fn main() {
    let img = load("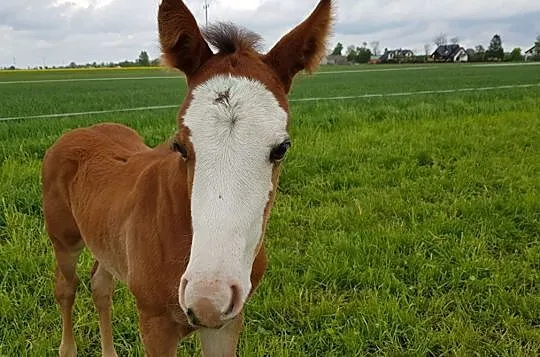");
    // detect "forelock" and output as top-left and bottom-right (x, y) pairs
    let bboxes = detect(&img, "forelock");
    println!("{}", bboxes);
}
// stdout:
(202, 22), (263, 54)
